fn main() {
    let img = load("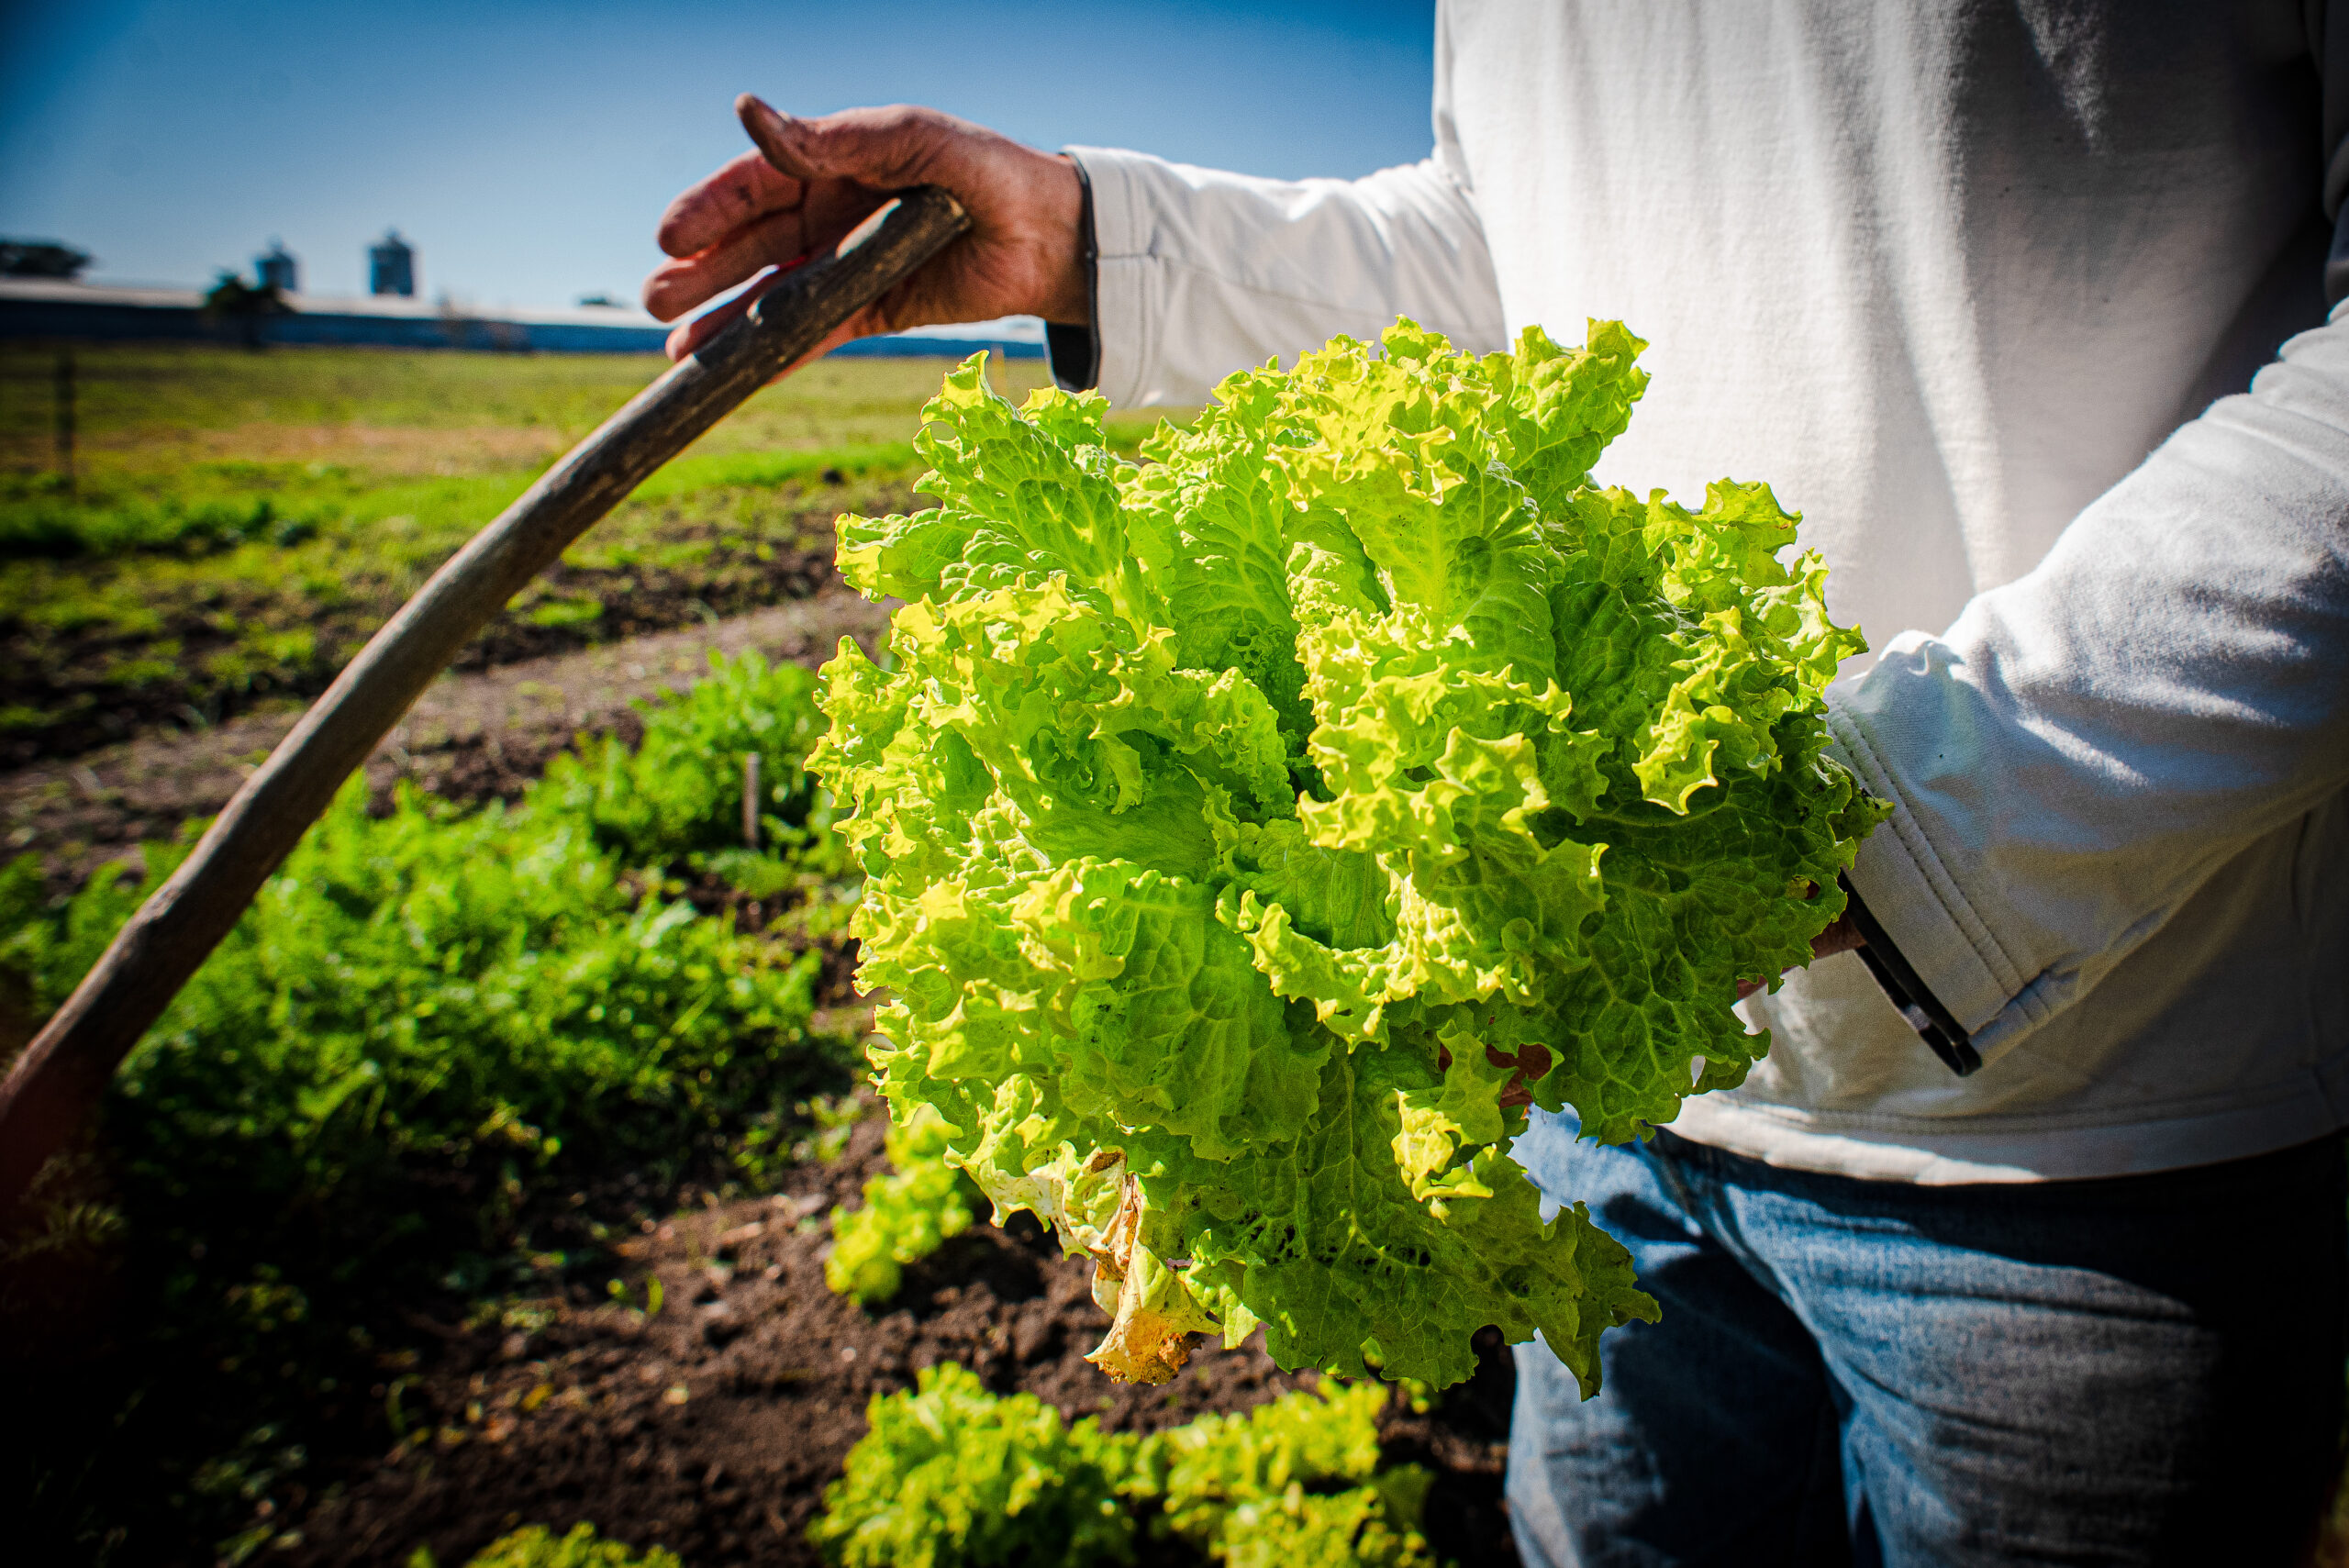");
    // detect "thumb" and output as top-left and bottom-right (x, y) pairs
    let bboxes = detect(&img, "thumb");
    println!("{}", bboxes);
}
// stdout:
(737, 95), (952, 191)
(736, 95), (823, 181)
